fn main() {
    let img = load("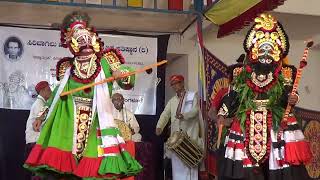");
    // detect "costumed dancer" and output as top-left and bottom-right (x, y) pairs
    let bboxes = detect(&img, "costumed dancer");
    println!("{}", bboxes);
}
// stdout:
(215, 14), (312, 180)
(155, 75), (203, 180)
(24, 11), (142, 179)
